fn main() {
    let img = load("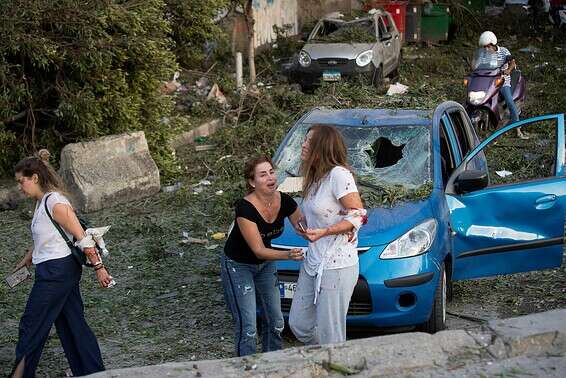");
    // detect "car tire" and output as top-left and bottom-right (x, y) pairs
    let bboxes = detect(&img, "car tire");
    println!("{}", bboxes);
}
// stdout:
(372, 65), (384, 88)
(419, 262), (446, 334)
